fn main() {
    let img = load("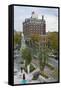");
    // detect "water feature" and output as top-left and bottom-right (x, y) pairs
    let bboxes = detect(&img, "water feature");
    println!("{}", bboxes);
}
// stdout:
(20, 73), (28, 84)
(21, 80), (28, 84)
